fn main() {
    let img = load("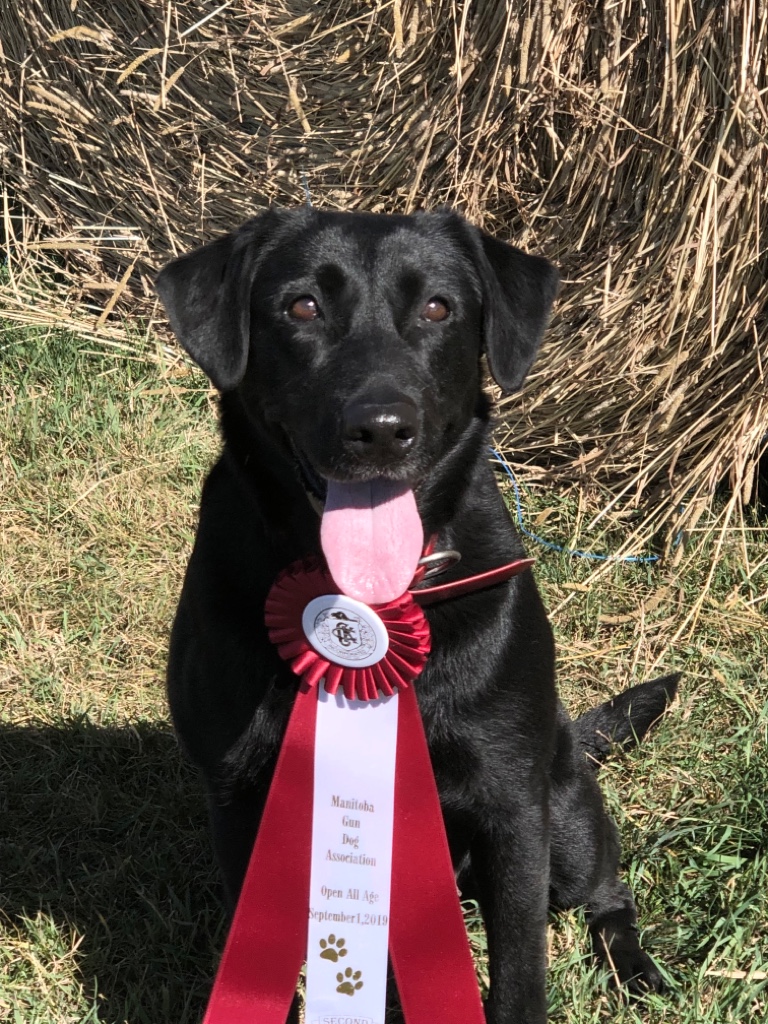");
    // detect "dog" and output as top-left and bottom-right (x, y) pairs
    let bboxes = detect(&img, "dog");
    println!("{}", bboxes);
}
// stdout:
(155, 207), (677, 1024)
